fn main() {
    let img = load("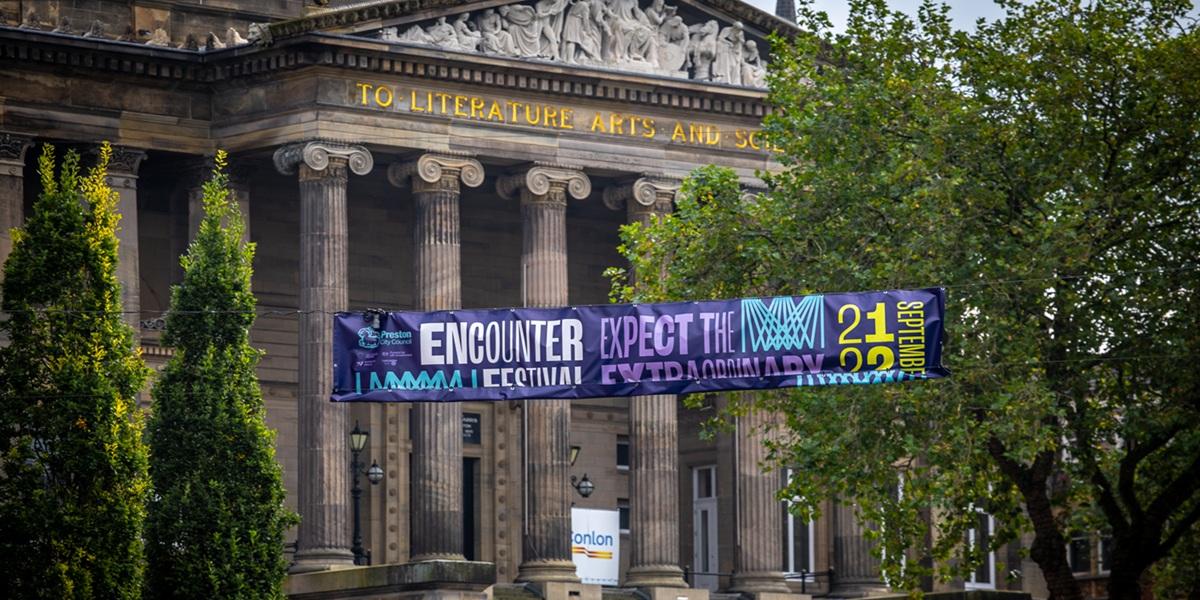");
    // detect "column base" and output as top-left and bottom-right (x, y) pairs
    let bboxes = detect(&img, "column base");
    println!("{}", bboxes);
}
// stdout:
(639, 586), (711, 600)
(285, 560), (496, 599)
(729, 571), (792, 595)
(411, 552), (468, 563)
(626, 564), (688, 588)
(289, 547), (356, 574)
(827, 582), (889, 598)
(515, 559), (580, 584)
(525, 581), (602, 600)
